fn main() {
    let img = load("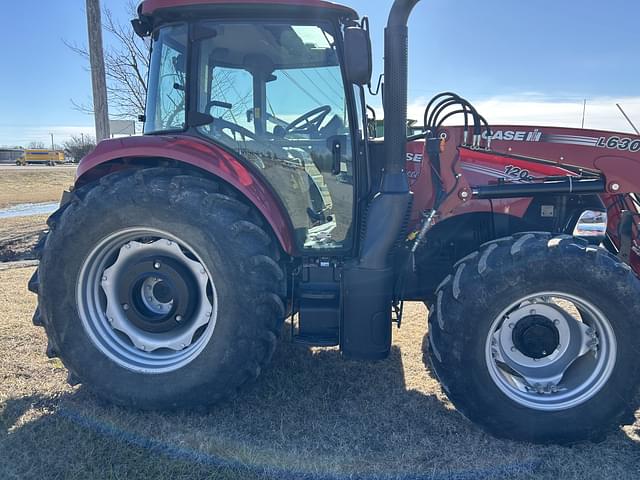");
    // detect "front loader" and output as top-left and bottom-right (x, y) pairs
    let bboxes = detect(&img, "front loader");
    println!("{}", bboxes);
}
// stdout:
(30, 0), (640, 443)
